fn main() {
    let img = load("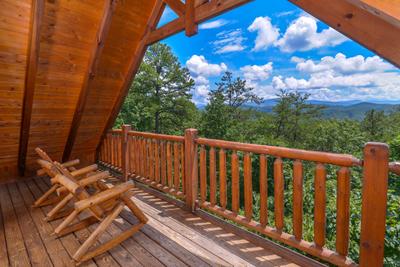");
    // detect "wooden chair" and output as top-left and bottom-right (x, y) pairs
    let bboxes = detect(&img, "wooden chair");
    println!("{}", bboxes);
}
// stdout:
(36, 158), (109, 222)
(50, 162), (147, 264)
(33, 147), (99, 208)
